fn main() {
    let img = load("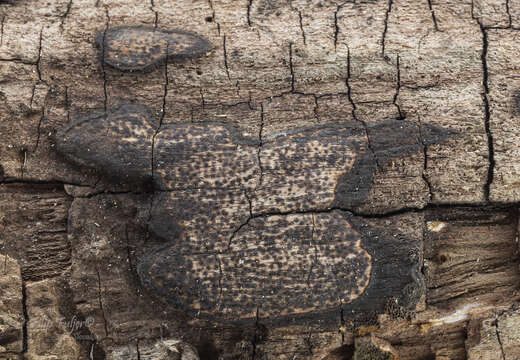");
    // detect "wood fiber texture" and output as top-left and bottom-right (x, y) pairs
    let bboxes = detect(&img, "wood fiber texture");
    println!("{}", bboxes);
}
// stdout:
(2, 0), (520, 359)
